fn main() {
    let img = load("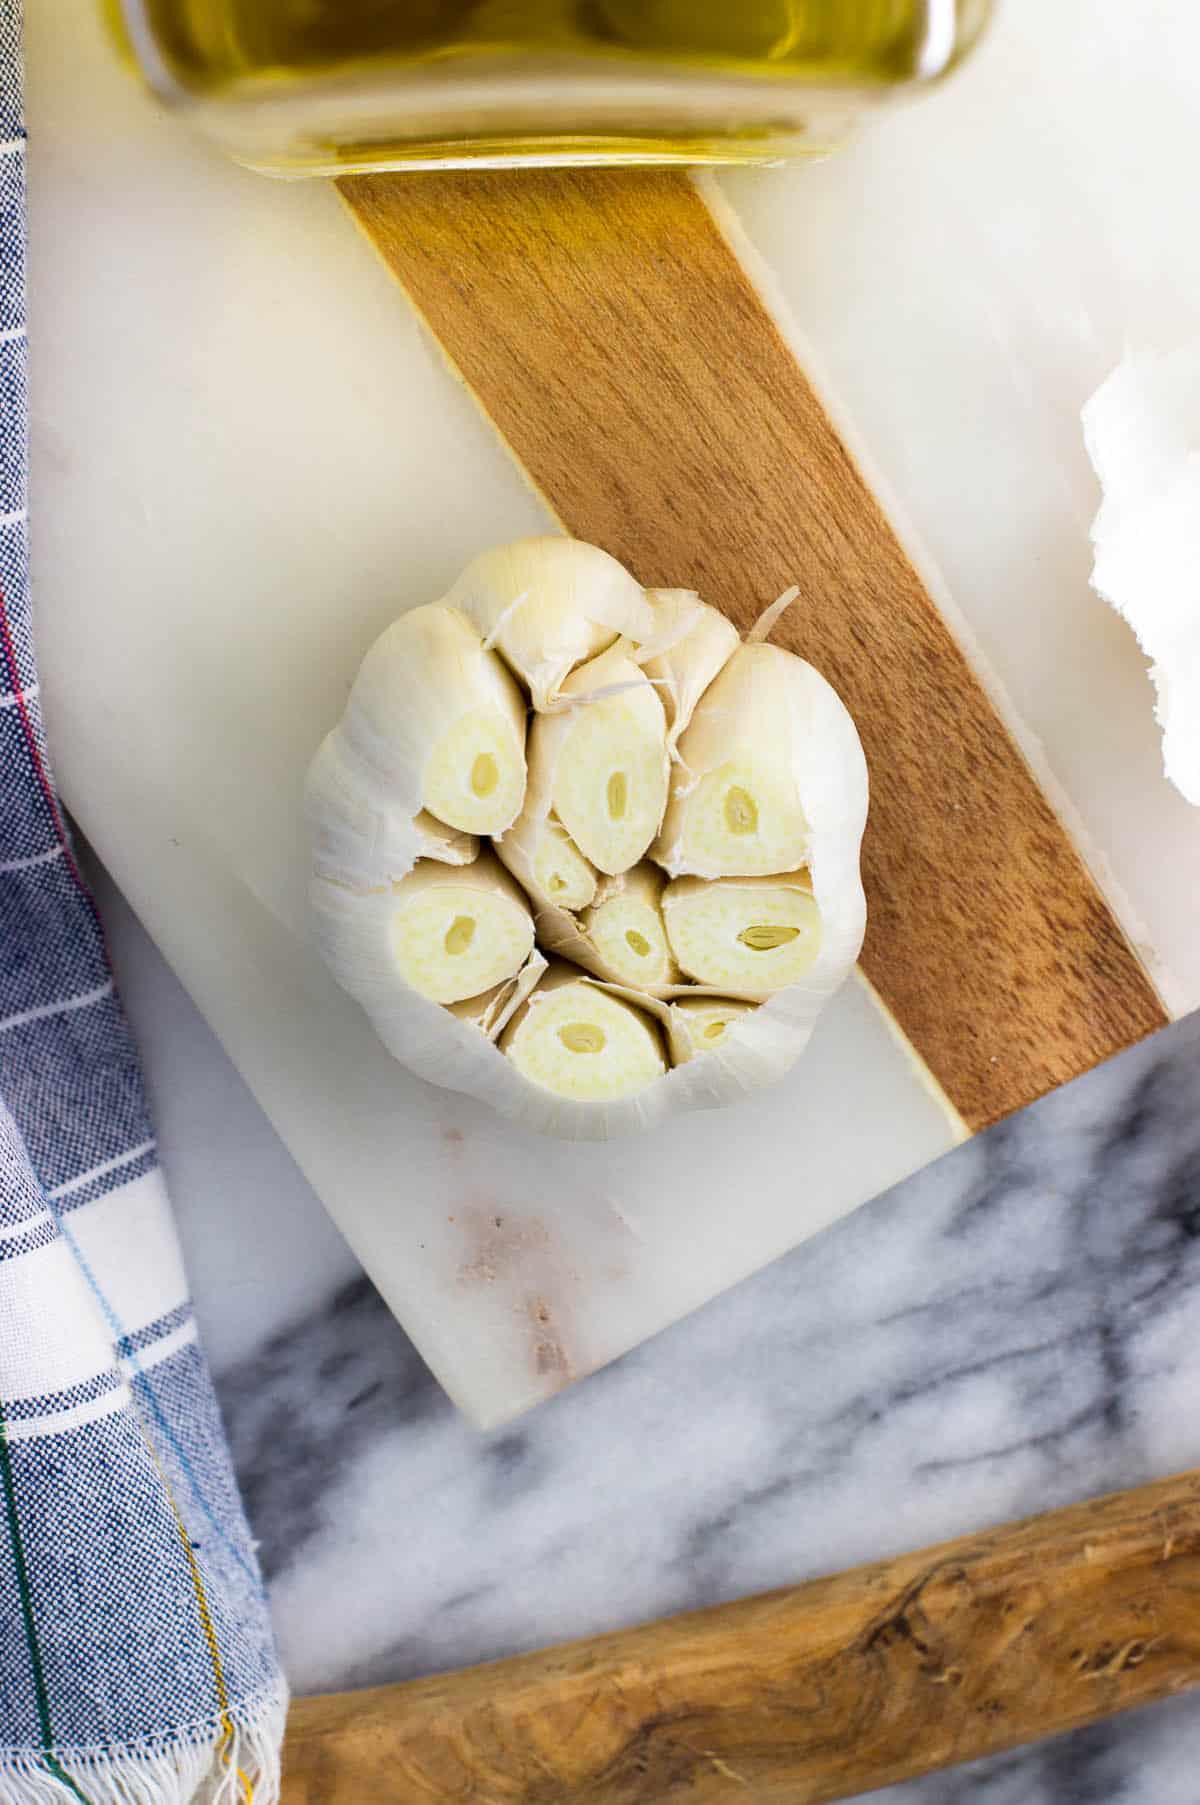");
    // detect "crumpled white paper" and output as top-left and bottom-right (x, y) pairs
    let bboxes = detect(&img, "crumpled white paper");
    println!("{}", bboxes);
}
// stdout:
(1084, 343), (1200, 805)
